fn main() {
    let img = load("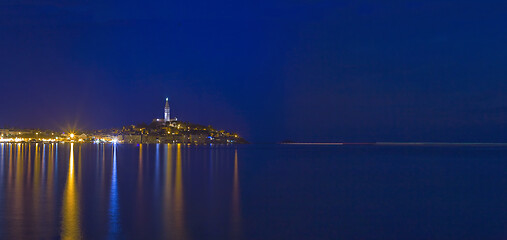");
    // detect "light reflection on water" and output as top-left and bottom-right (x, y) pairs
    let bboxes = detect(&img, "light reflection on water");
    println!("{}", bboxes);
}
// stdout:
(173, 144), (186, 239)
(0, 143), (242, 239)
(61, 143), (81, 239)
(163, 144), (173, 239)
(231, 149), (241, 239)
(108, 144), (119, 238)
